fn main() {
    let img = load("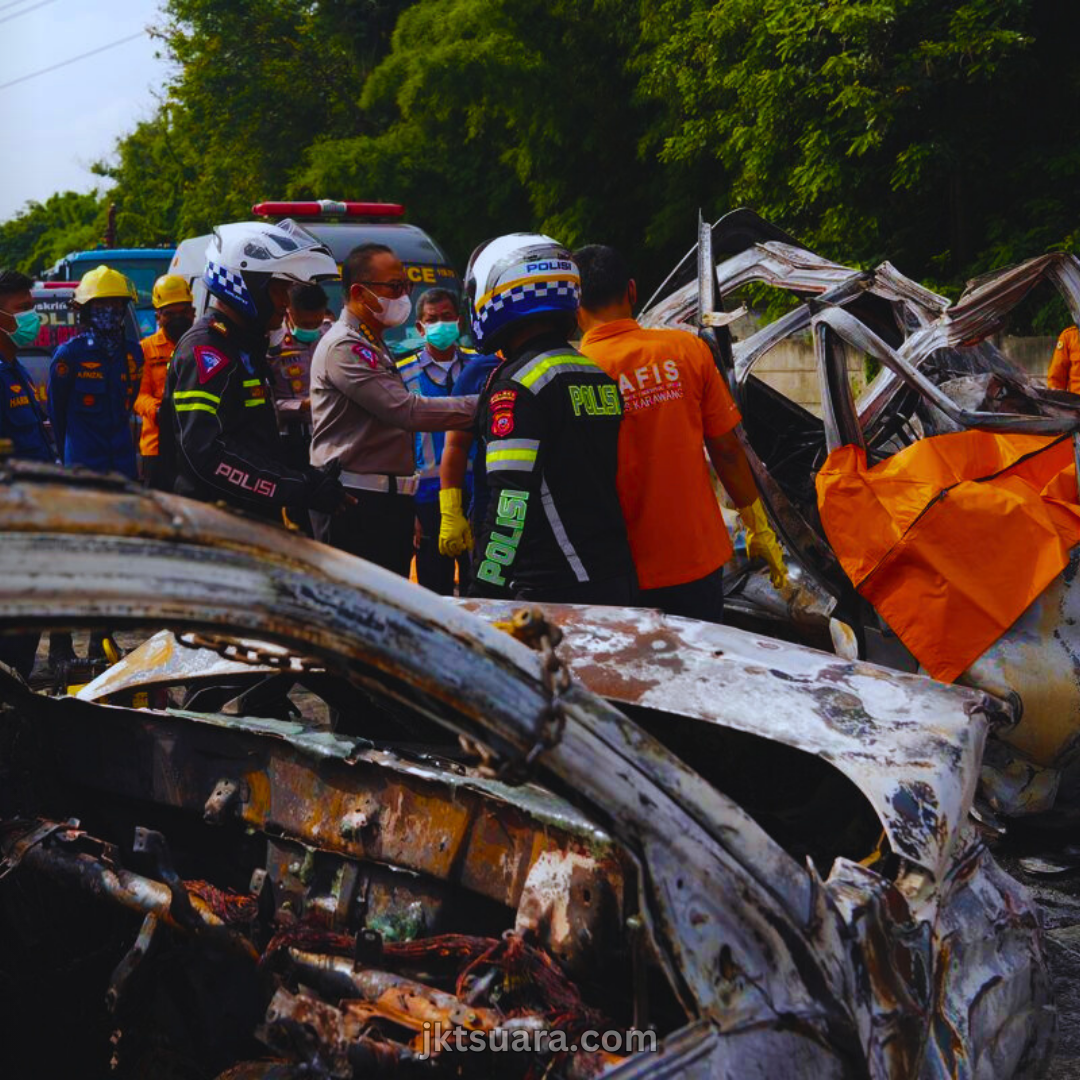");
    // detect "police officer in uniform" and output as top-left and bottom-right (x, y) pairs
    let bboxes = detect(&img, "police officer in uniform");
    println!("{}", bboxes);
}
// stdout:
(49, 265), (142, 479)
(308, 243), (478, 577)
(463, 234), (636, 603)
(163, 220), (349, 519)
(0, 269), (55, 678)
(397, 287), (488, 593)
(267, 281), (333, 467)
